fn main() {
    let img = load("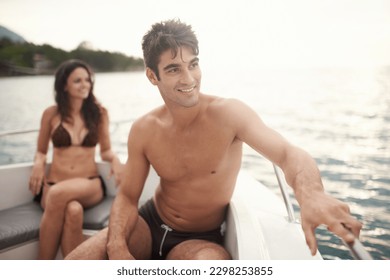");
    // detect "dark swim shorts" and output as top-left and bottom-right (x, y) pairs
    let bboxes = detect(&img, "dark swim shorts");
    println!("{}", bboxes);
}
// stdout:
(138, 199), (225, 260)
